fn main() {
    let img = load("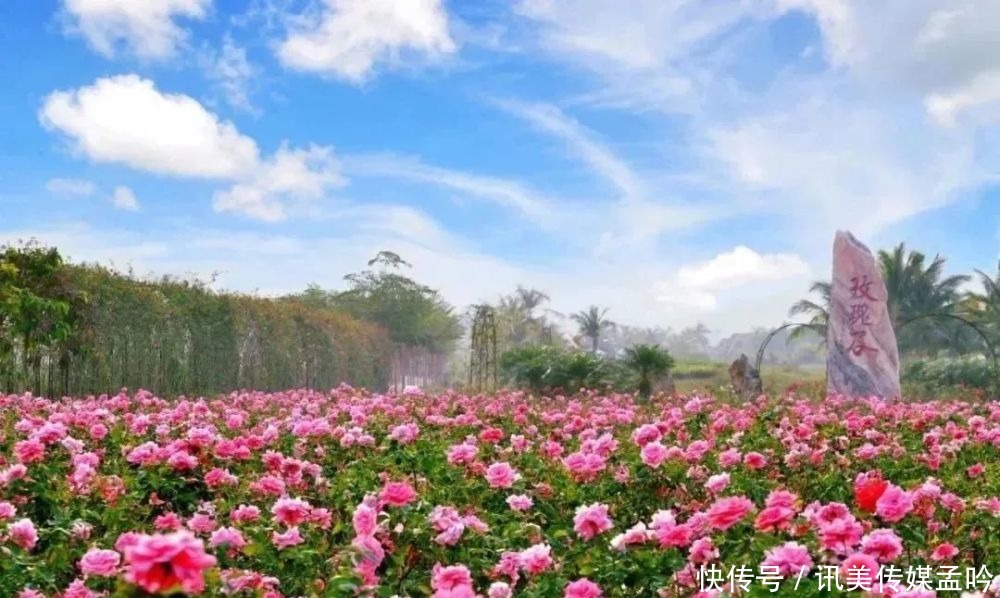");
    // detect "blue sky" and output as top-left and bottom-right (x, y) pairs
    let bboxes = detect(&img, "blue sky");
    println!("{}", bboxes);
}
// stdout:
(1, 0), (998, 335)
